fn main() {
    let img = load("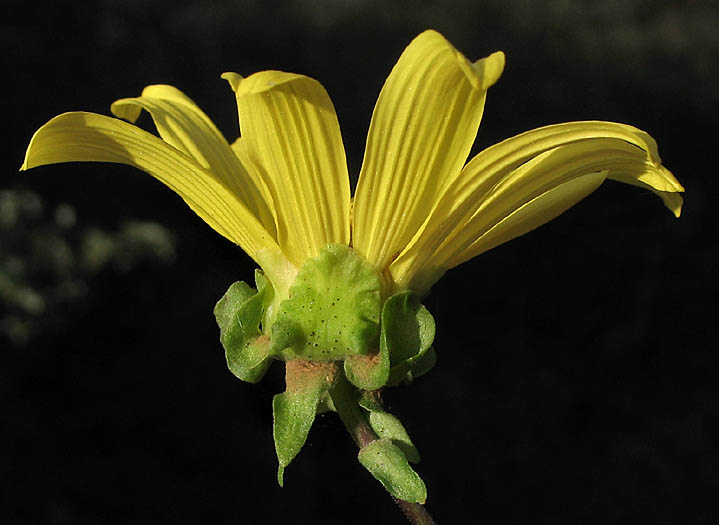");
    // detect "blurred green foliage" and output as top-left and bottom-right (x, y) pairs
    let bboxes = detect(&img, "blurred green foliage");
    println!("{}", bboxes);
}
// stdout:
(0, 189), (175, 346)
